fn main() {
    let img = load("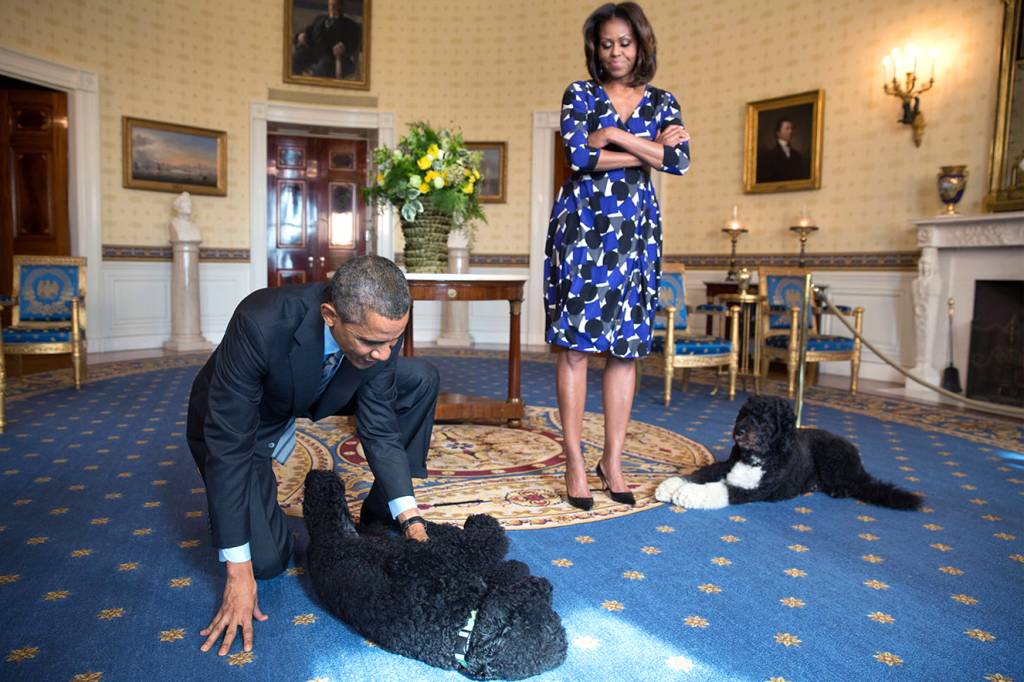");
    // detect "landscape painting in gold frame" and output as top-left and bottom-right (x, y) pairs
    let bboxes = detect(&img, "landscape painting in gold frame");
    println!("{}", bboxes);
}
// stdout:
(122, 117), (227, 196)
